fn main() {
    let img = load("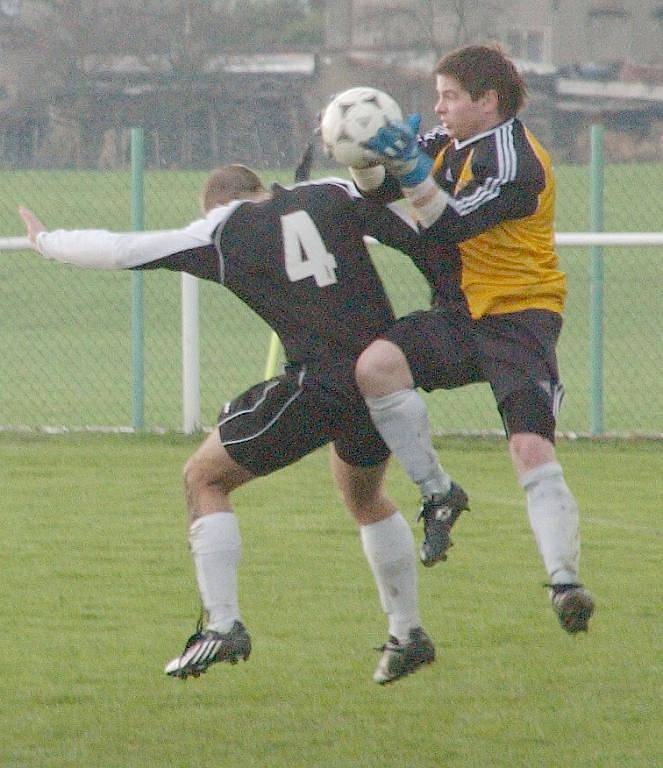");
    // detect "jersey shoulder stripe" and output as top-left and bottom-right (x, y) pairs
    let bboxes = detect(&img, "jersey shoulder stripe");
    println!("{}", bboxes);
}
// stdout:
(419, 125), (451, 158)
(450, 122), (518, 216)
